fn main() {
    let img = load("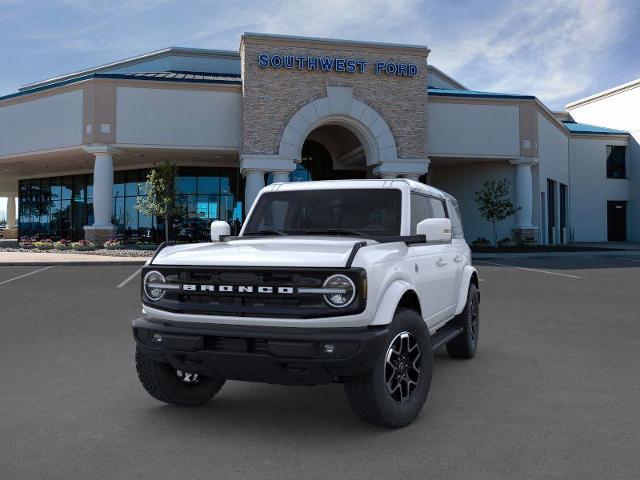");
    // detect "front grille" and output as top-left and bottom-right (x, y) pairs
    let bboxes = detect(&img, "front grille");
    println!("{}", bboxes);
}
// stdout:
(143, 266), (366, 319)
